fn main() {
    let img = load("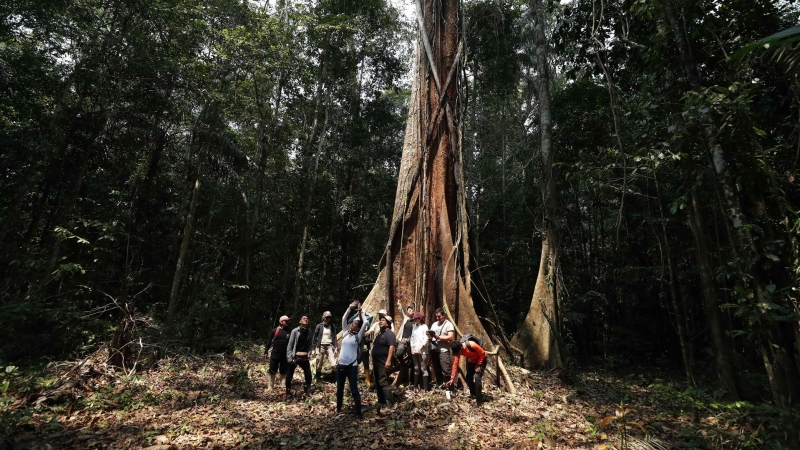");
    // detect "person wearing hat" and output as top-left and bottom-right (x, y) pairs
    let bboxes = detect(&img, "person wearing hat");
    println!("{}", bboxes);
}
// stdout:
(265, 315), (292, 392)
(409, 312), (430, 391)
(311, 311), (338, 382)
(370, 314), (396, 409)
